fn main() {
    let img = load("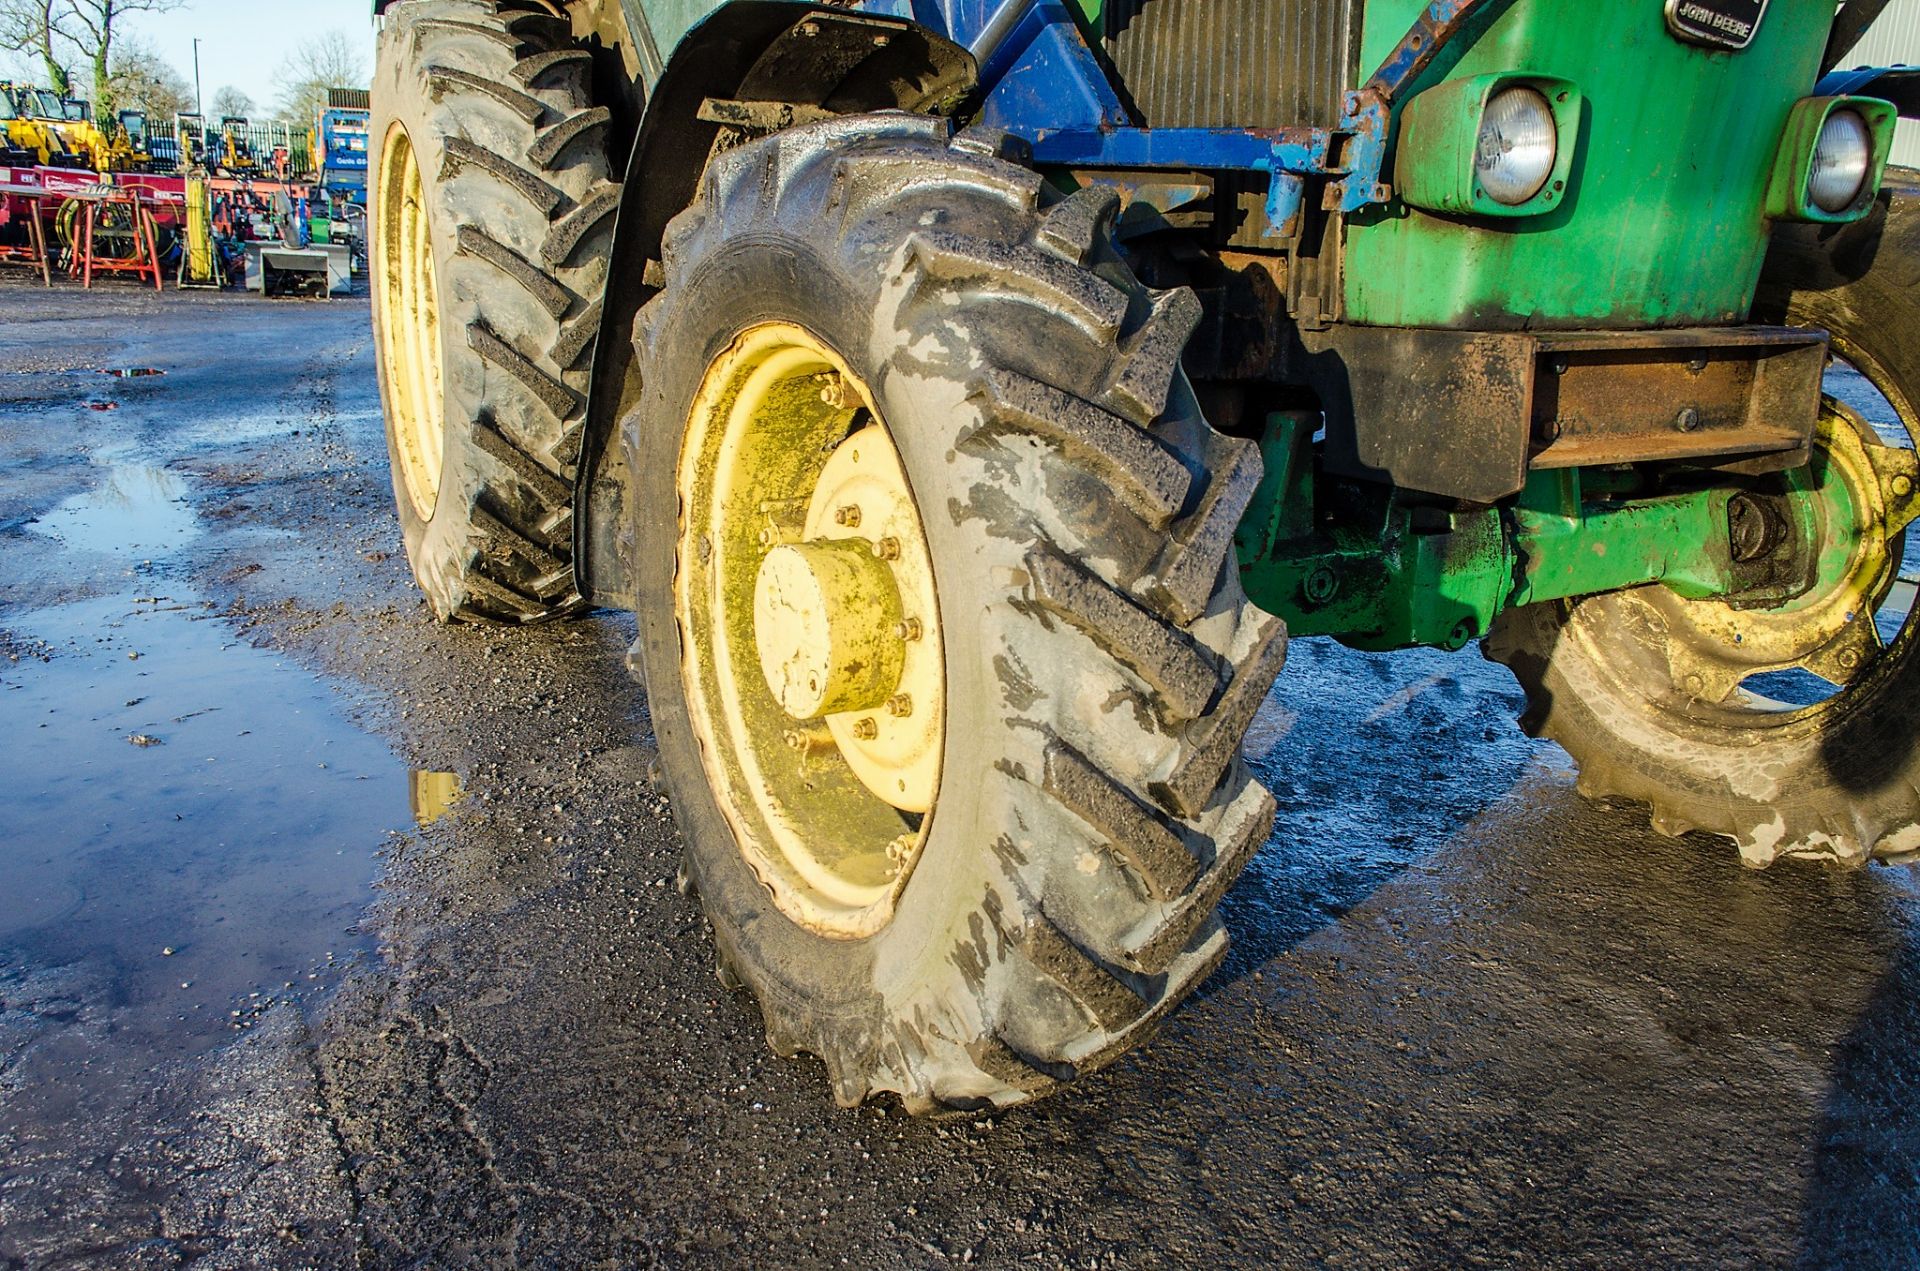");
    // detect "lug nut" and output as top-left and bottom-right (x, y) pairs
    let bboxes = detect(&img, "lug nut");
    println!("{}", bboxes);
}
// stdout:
(851, 717), (879, 740)
(887, 693), (913, 717)
(783, 723), (834, 754)
(1893, 474), (1915, 497)
(816, 371), (853, 409)
(894, 617), (922, 641)
(872, 536), (901, 560)
(833, 505), (862, 528)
